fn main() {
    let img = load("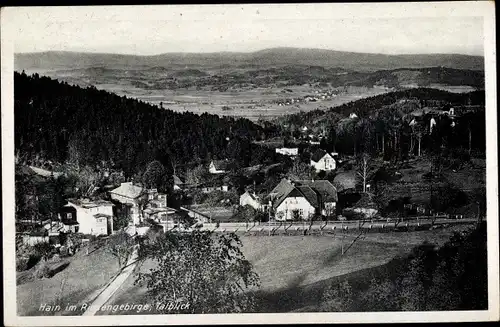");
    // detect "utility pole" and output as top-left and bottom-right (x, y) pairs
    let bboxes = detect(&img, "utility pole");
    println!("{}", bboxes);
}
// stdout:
(268, 200), (271, 236)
